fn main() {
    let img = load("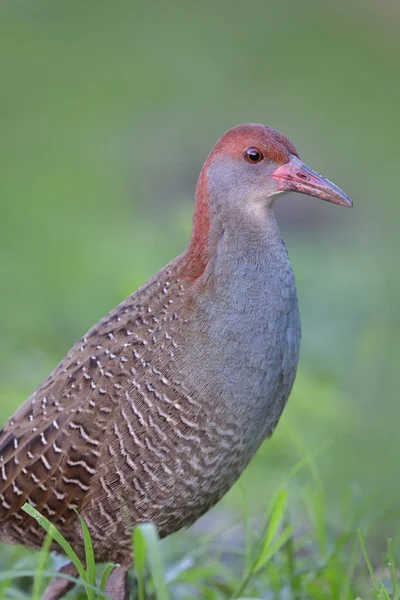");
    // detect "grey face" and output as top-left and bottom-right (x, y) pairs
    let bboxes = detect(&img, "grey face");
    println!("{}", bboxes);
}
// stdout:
(207, 153), (283, 213)
(207, 147), (352, 226)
